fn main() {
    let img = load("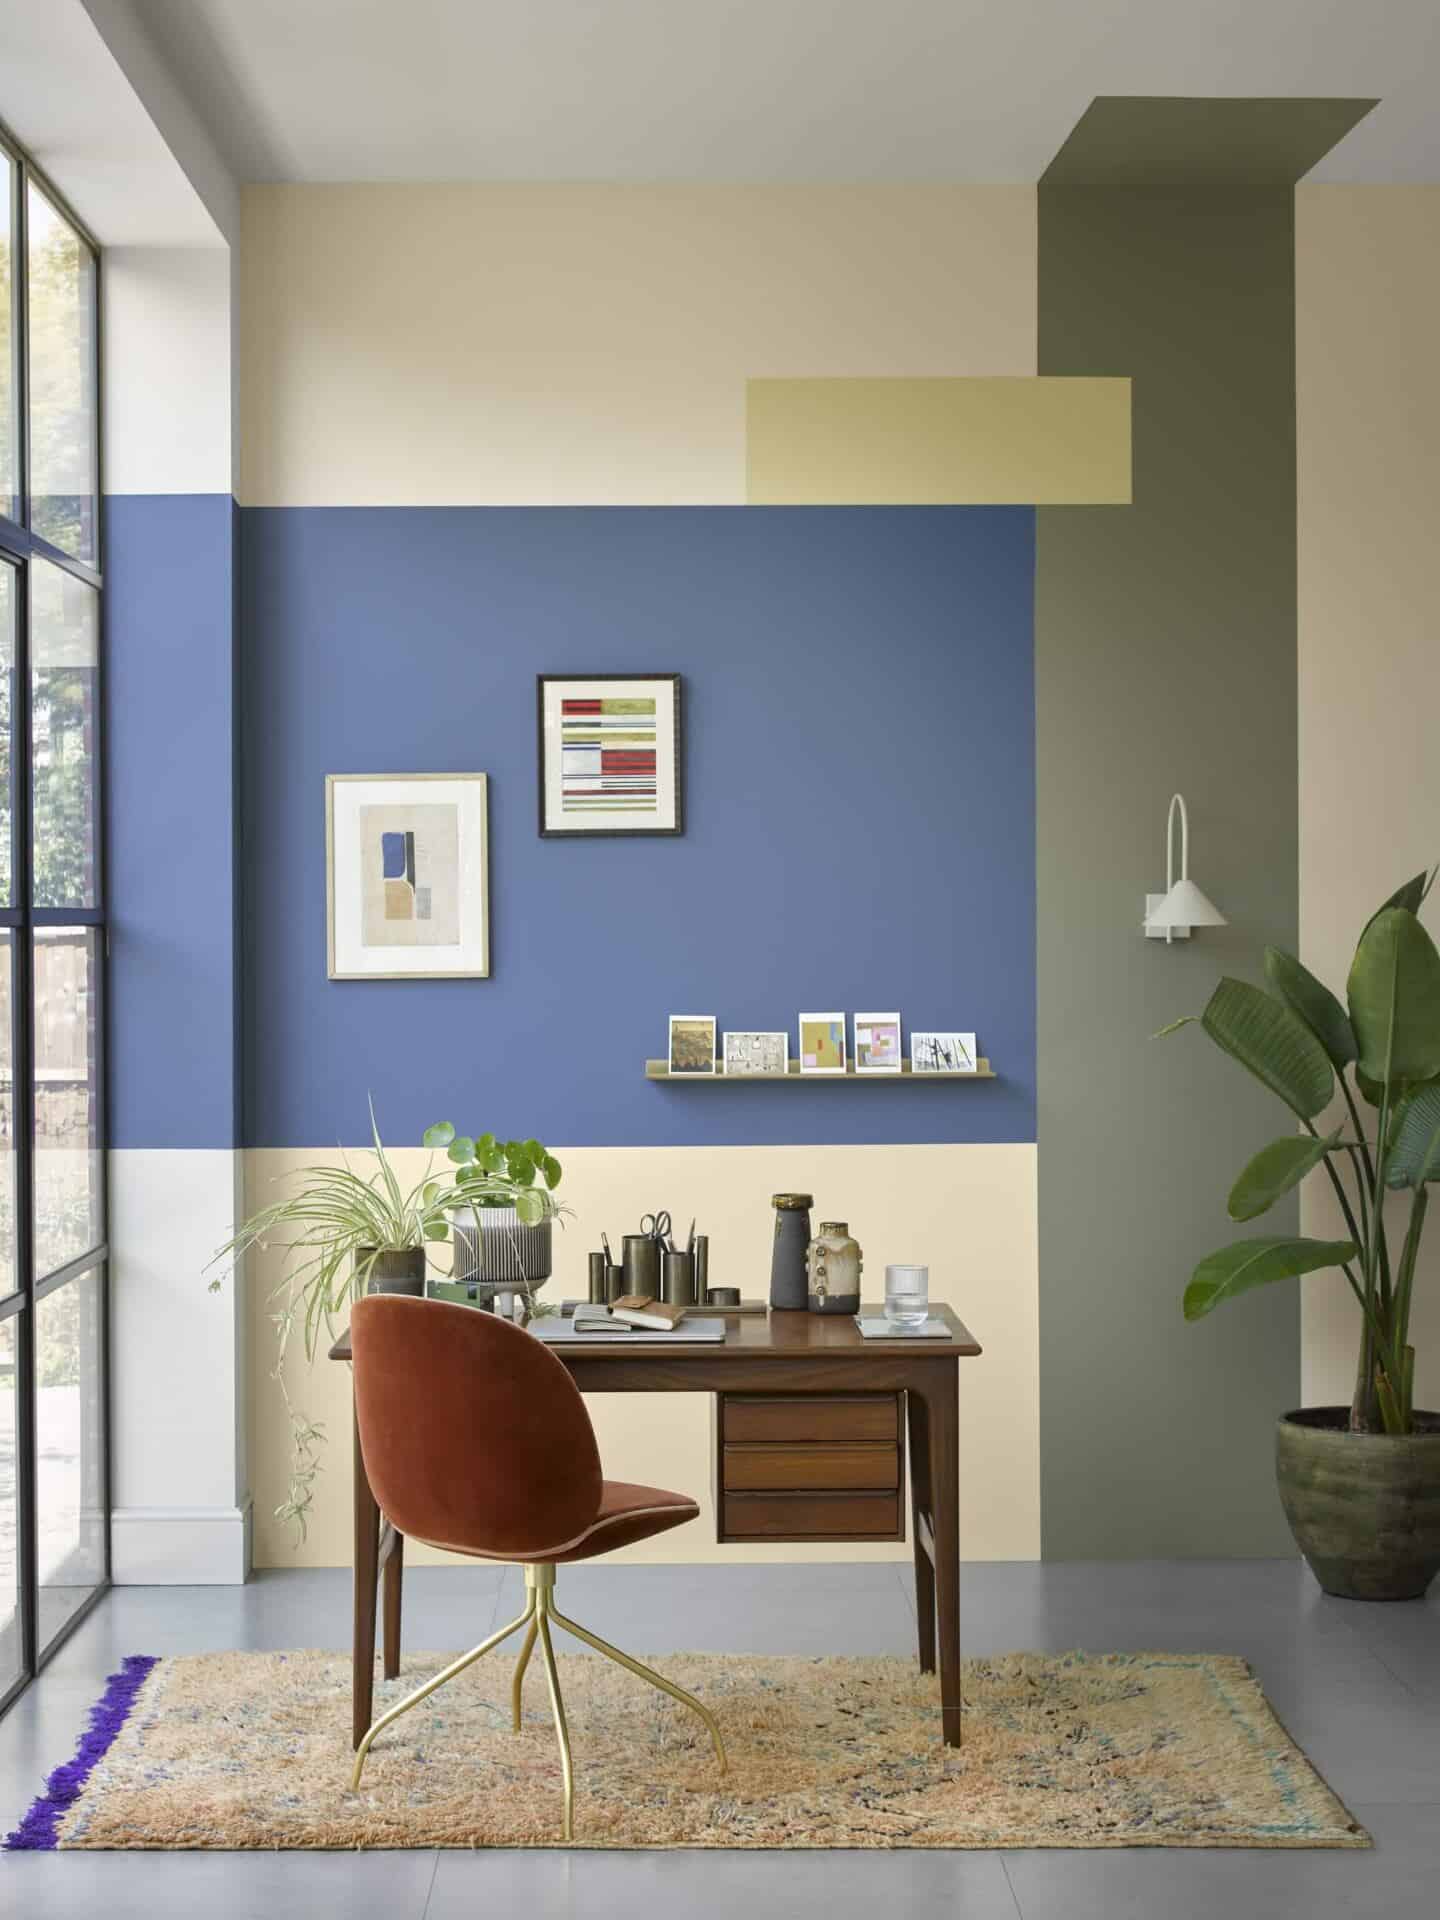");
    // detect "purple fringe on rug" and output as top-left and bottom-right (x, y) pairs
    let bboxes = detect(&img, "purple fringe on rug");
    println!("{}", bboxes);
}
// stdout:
(4, 1654), (159, 1851)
